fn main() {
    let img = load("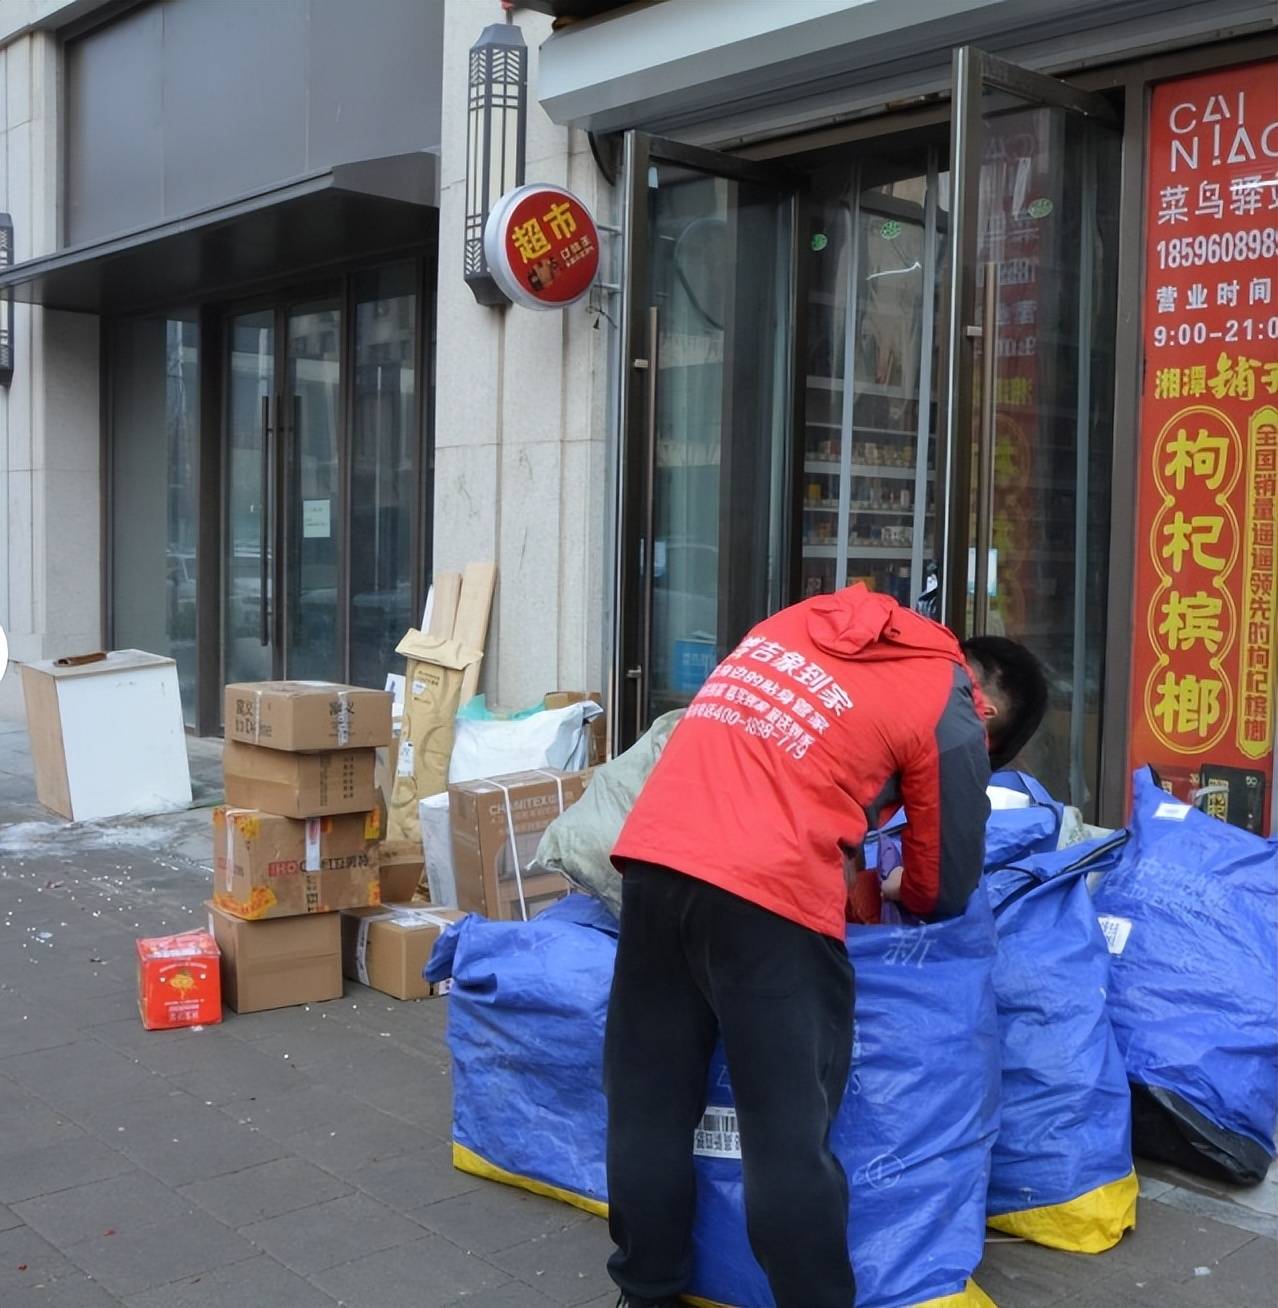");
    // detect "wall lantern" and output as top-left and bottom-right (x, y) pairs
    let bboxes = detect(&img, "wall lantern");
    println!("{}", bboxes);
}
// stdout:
(0, 213), (13, 388)
(463, 19), (528, 307)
